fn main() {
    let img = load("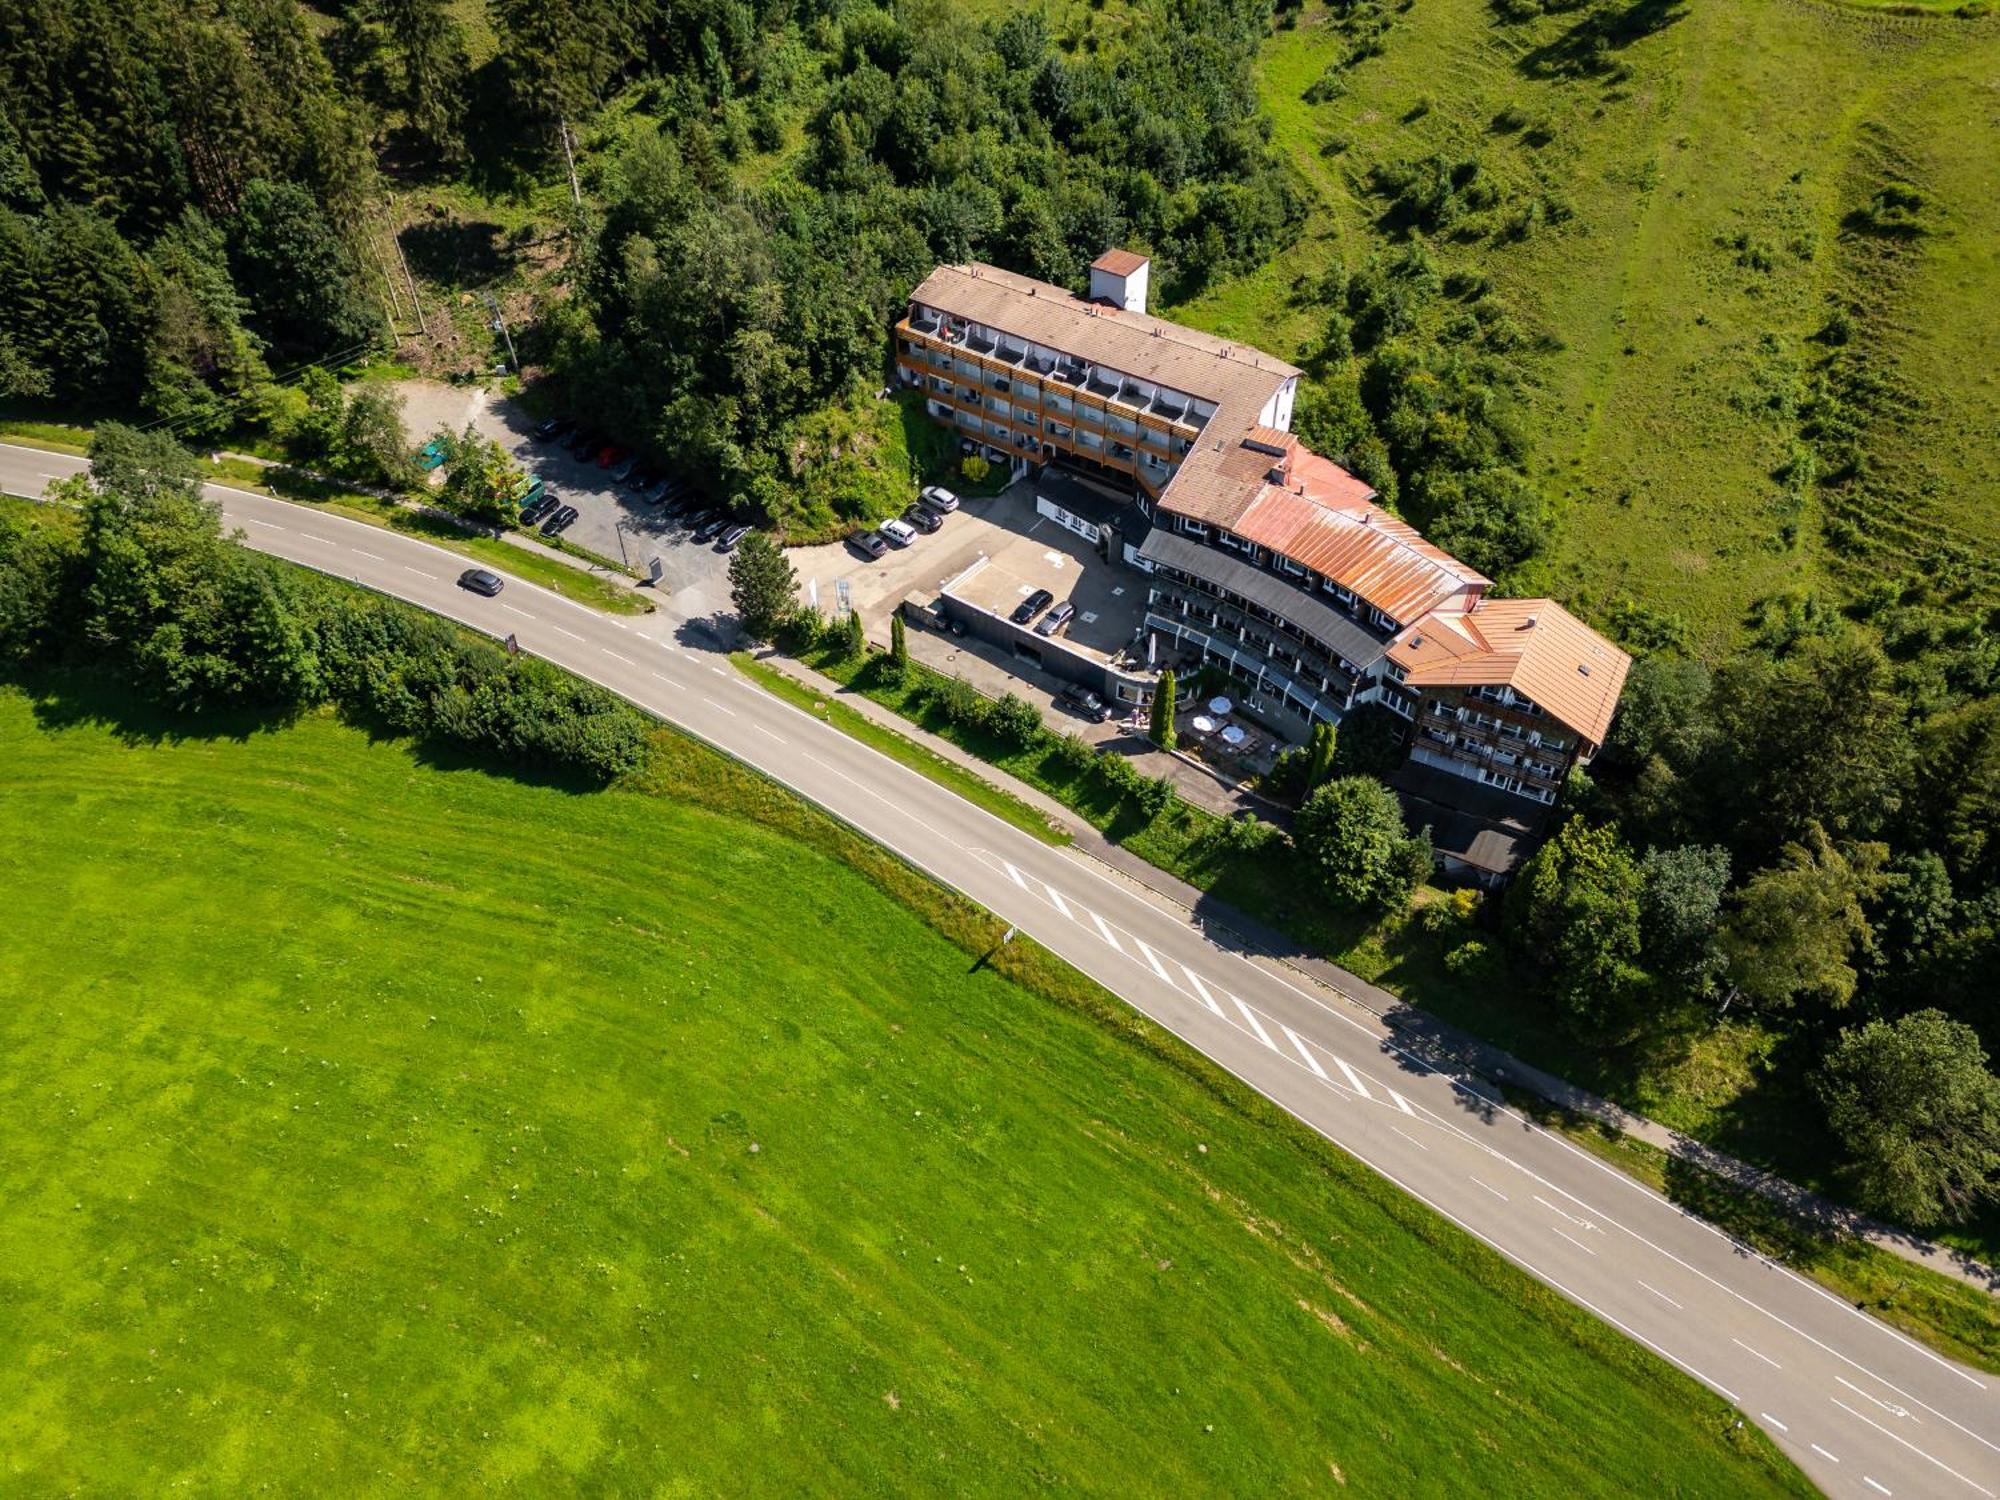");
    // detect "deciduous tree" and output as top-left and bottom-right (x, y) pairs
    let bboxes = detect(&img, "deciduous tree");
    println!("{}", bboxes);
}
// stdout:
(1818, 1010), (2000, 1228)
(1297, 776), (1431, 913)
(1507, 815), (1644, 1027)
(1719, 825), (1884, 1014)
